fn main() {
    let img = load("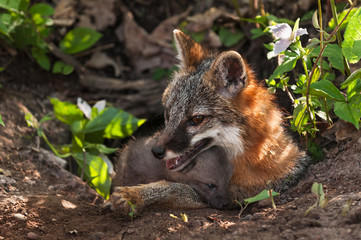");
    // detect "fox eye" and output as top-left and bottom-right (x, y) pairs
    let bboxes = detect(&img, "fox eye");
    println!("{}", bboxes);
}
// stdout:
(206, 183), (216, 189)
(189, 115), (205, 126)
